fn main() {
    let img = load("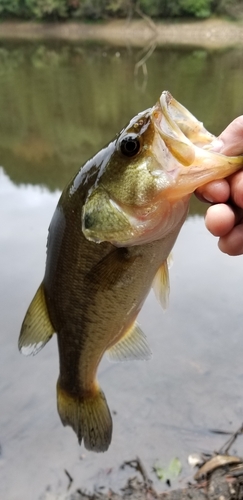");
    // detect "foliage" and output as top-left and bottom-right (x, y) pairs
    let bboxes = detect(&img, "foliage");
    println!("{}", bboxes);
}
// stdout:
(0, 0), (20, 15)
(140, 0), (213, 18)
(71, 0), (108, 20)
(214, 0), (243, 19)
(179, 0), (213, 18)
(0, 0), (241, 21)
(138, 0), (164, 17)
(153, 458), (182, 483)
(24, 0), (68, 19)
